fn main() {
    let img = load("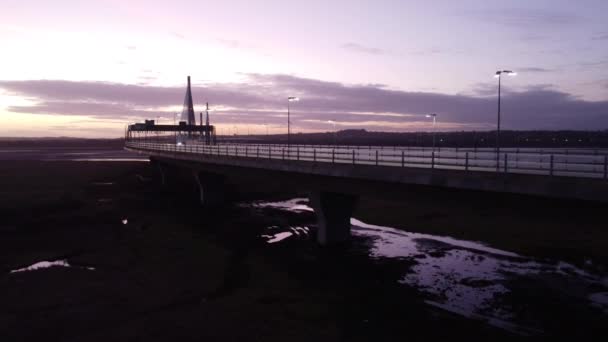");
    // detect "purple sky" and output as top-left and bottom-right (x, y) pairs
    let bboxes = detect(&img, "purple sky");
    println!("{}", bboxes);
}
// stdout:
(1, 0), (607, 137)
